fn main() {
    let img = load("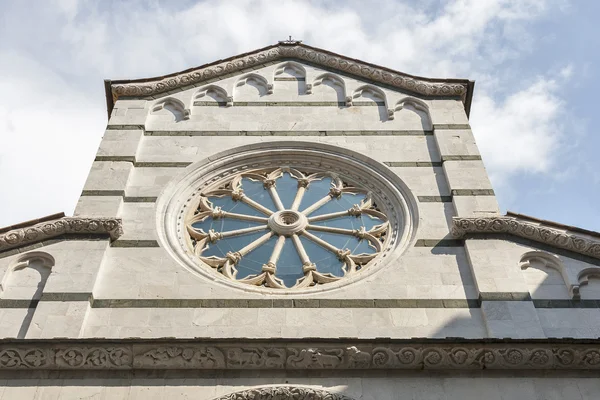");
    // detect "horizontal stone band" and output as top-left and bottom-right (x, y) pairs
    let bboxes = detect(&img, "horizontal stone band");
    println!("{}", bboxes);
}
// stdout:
(1, 339), (599, 370)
